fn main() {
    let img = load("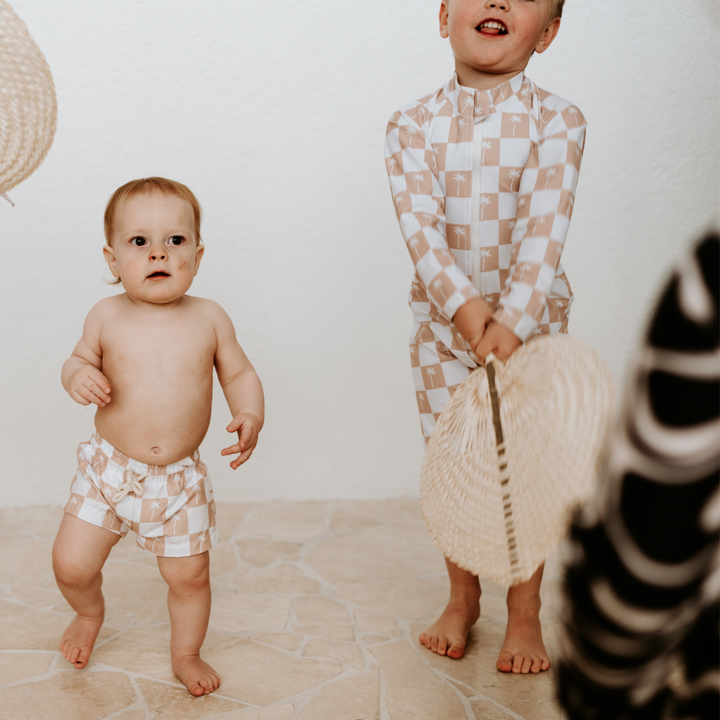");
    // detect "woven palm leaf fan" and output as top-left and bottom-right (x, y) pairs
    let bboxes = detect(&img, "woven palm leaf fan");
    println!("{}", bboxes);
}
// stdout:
(420, 334), (614, 587)
(0, 0), (57, 204)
